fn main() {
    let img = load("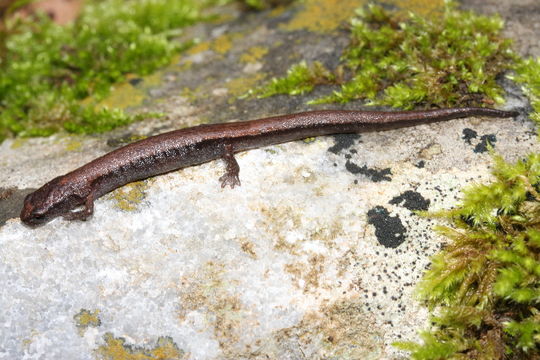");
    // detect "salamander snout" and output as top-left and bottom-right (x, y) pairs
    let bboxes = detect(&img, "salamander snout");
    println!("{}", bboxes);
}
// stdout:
(20, 176), (70, 227)
(20, 193), (50, 227)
